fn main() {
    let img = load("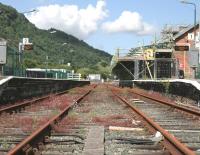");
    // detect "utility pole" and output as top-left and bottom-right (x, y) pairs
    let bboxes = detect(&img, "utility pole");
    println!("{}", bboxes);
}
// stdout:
(116, 48), (120, 58)
(180, 0), (198, 79)
(180, 0), (196, 47)
(45, 55), (48, 78)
